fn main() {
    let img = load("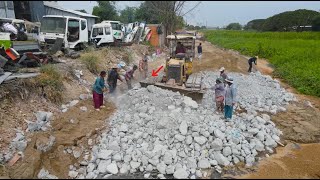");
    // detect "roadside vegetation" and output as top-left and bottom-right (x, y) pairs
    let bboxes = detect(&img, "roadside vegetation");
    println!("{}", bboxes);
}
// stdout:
(204, 30), (320, 97)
